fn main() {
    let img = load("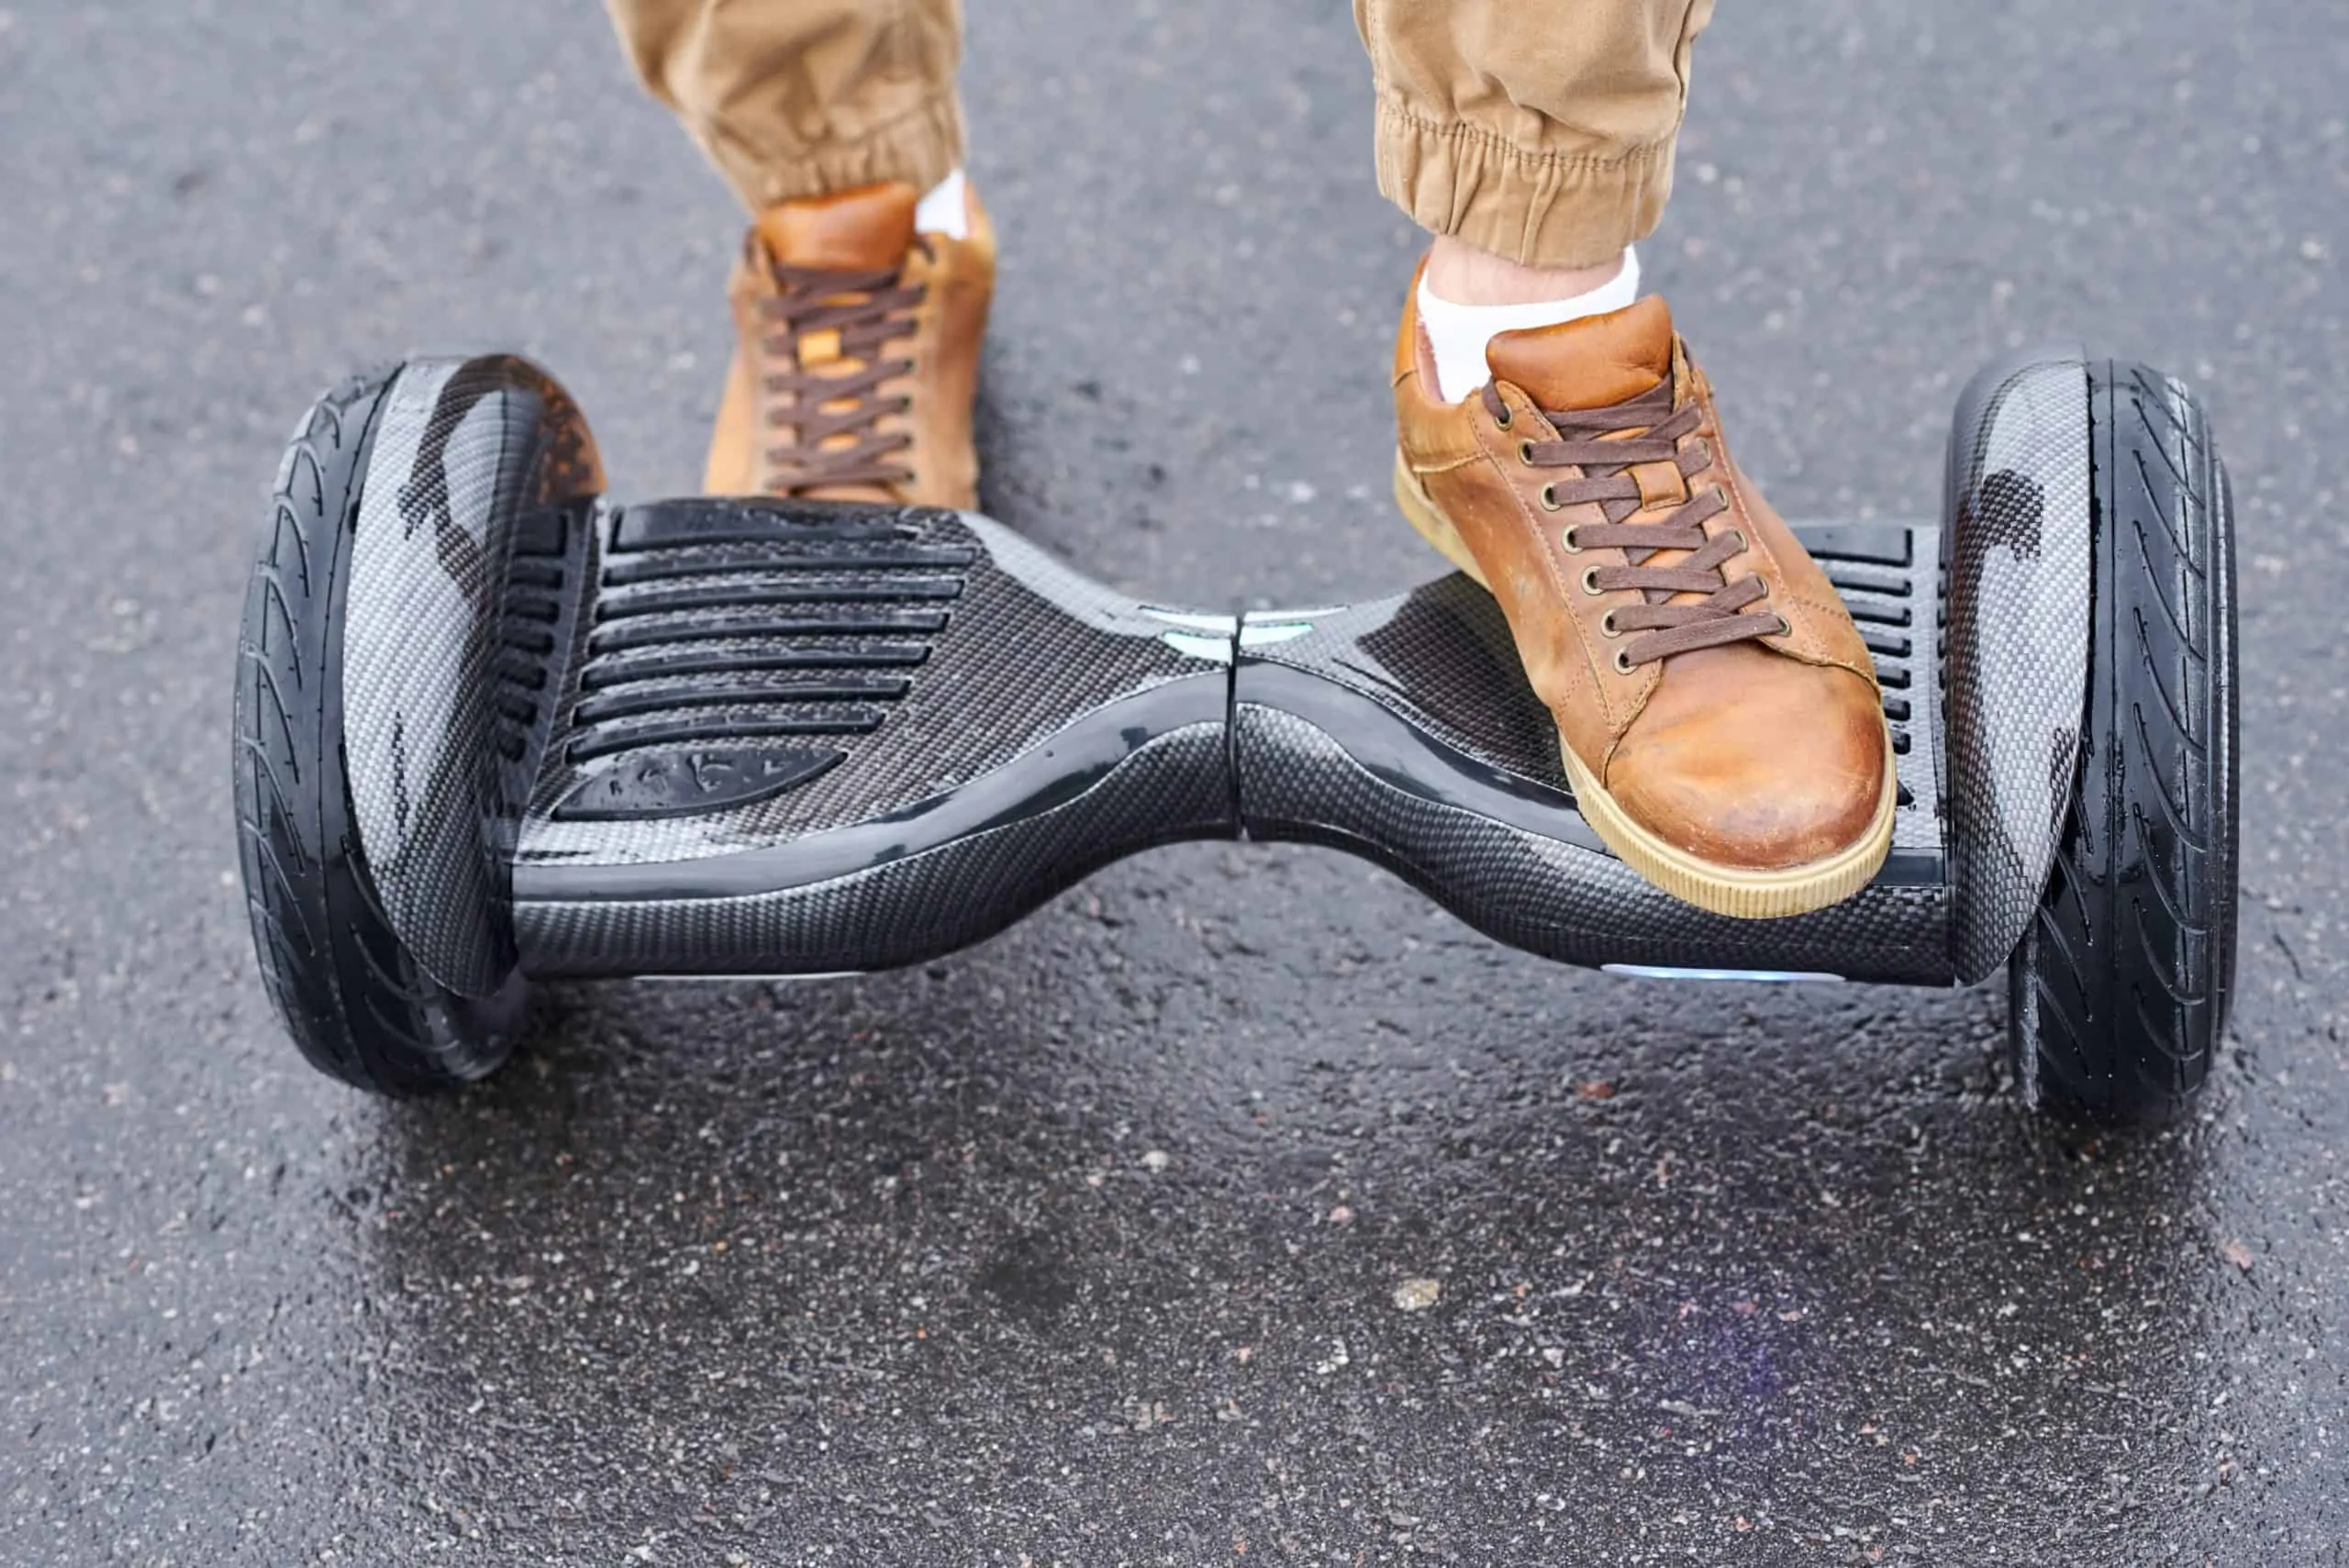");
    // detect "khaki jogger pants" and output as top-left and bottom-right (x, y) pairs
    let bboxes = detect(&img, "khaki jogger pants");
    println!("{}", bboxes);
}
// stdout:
(606, 0), (1715, 269)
